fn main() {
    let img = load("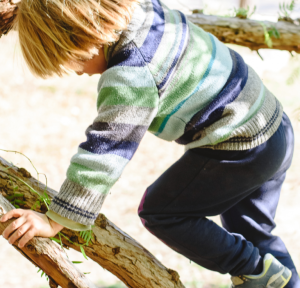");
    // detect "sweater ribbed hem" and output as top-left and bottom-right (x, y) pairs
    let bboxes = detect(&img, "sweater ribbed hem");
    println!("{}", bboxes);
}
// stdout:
(49, 179), (107, 226)
(46, 211), (91, 231)
(187, 91), (283, 151)
(211, 101), (283, 150)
